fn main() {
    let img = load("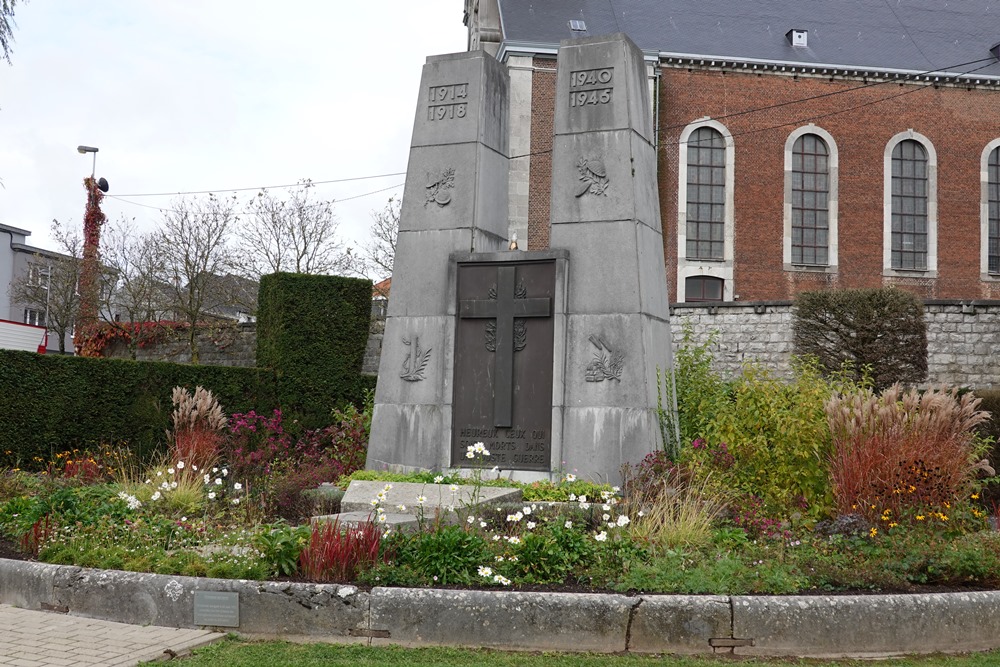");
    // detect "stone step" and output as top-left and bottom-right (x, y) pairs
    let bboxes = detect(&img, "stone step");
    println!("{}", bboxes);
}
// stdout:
(312, 511), (420, 533)
(338, 480), (522, 515)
